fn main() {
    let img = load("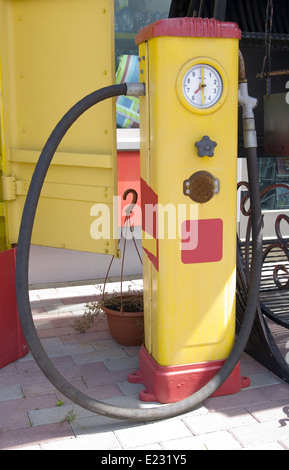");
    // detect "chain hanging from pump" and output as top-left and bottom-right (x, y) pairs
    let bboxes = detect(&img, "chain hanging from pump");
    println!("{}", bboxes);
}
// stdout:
(101, 189), (142, 313)
(257, 0), (289, 98)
